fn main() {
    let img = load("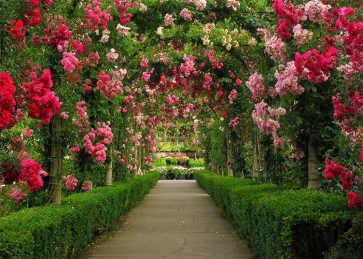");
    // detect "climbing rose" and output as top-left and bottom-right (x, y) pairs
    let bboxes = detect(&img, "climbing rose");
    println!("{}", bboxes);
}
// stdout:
(180, 8), (192, 21)
(347, 191), (362, 208)
(9, 188), (27, 203)
(324, 158), (347, 180)
(64, 174), (78, 191)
